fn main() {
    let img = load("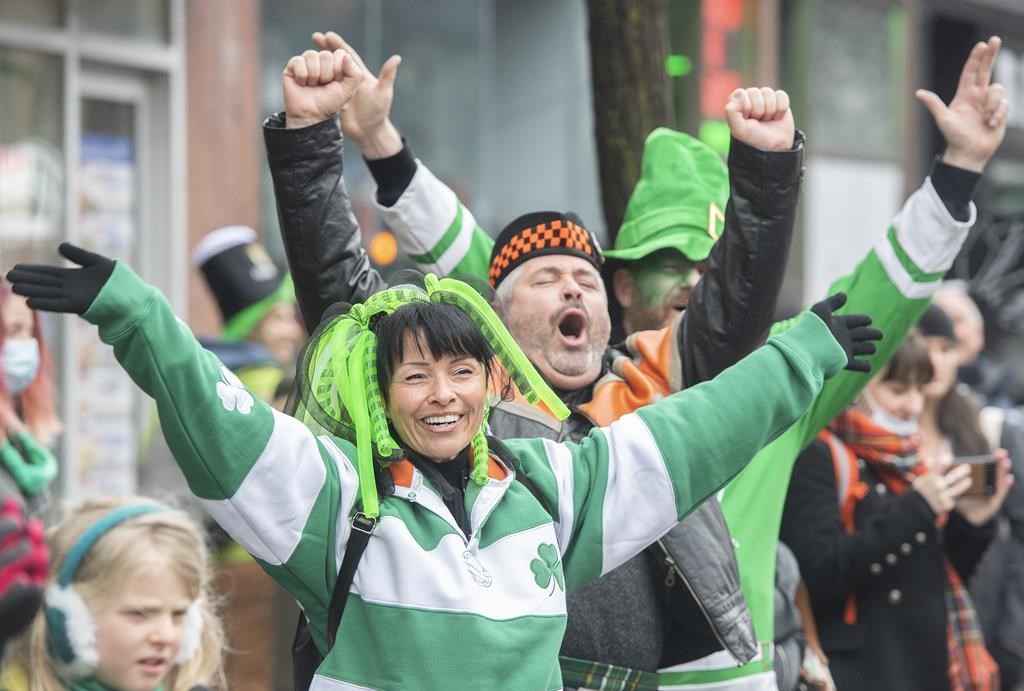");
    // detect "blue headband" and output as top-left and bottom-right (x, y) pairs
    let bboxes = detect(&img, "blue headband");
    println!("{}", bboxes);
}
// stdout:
(56, 504), (167, 587)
